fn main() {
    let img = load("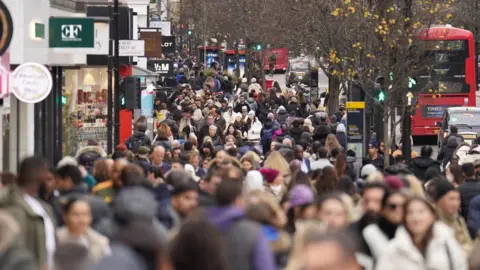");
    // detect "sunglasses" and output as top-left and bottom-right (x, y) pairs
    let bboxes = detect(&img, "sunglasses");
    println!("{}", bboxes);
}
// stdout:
(387, 203), (404, 210)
